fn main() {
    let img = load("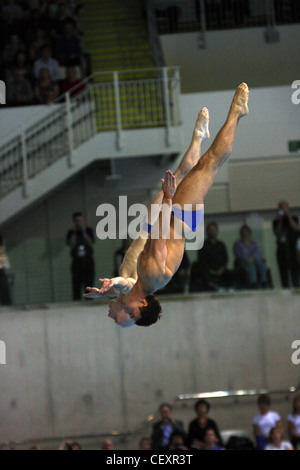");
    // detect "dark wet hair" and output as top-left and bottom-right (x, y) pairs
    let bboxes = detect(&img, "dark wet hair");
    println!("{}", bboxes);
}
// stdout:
(135, 294), (162, 327)
(159, 402), (172, 412)
(72, 211), (83, 220)
(194, 399), (210, 413)
(240, 224), (252, 236)
(204, 427), (217, 438)
(206, 221), (218, 231)
(257, 394), (271, 406)
(168, 430), (187, 447)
